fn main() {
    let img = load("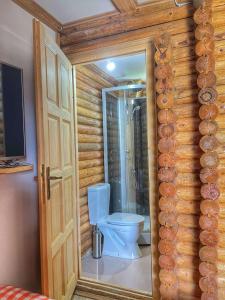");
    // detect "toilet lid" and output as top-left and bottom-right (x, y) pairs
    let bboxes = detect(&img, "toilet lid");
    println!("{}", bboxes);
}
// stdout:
(107, 213), (144, 225)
